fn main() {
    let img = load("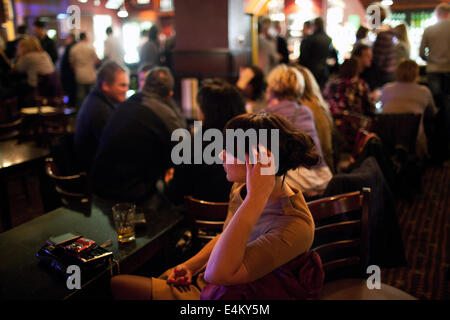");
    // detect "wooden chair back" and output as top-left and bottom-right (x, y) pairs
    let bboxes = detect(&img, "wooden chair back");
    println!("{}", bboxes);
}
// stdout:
(0, 97), (22, 141)
(45, 157), (89, 207)
(308, 188), (370, 282)
(371, 113), (421, 155)
(184, 196), (228, 248)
